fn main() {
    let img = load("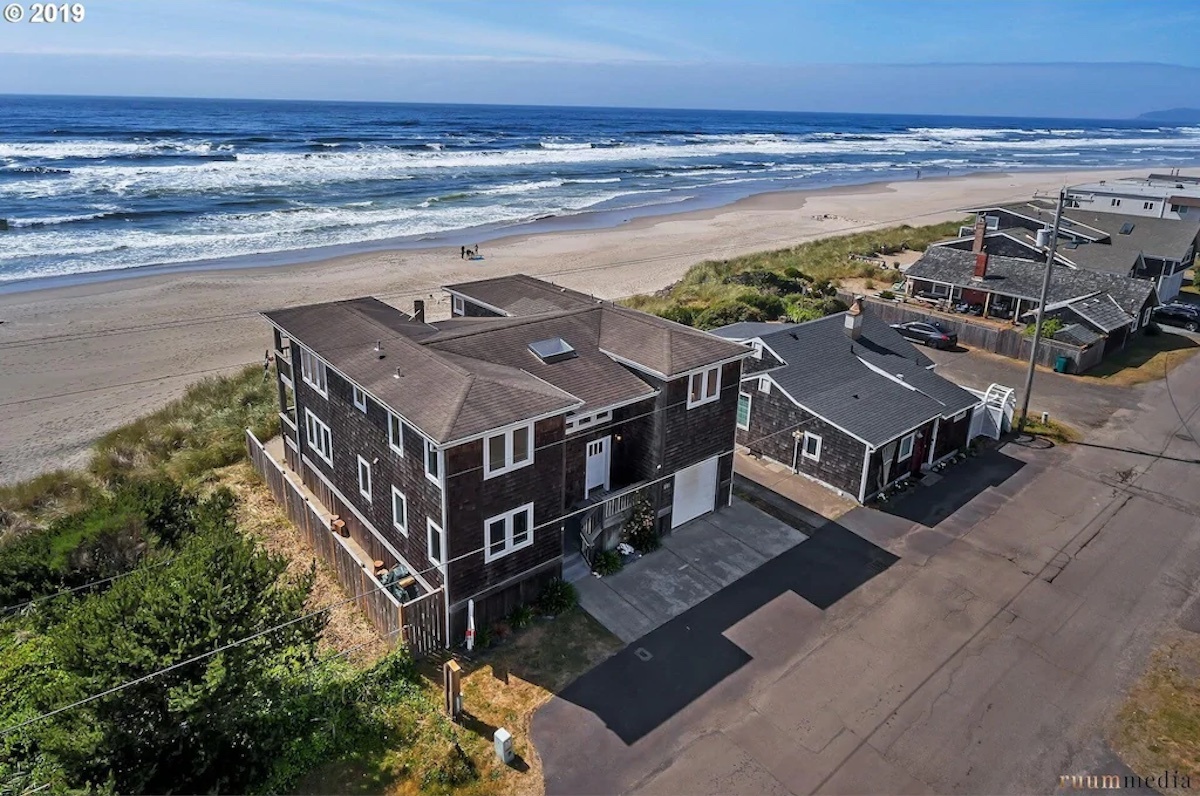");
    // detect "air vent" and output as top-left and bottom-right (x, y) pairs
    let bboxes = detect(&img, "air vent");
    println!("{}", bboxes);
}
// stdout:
(529, 337), (577, 364)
